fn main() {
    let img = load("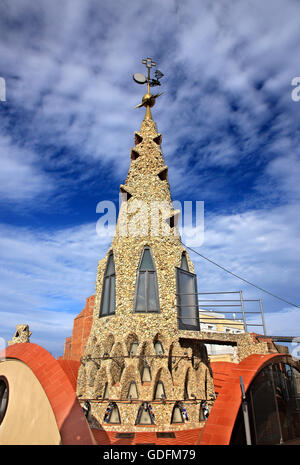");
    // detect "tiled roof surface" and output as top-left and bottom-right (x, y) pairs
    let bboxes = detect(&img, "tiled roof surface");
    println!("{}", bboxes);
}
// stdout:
(199, 353), (290, 445)
(57, 359), (81, 391)
(0, 343), (95, 445)
(91, 427), (203, 445)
